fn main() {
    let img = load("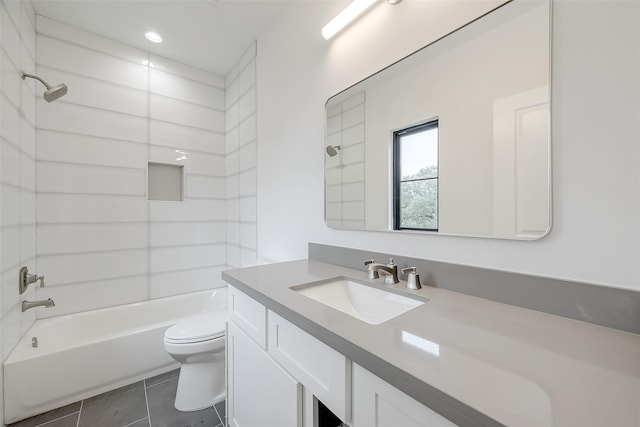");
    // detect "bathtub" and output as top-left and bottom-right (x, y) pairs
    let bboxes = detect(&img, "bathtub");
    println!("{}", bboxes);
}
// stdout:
(4, 287), (227, 424)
